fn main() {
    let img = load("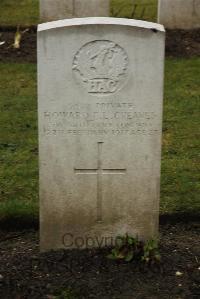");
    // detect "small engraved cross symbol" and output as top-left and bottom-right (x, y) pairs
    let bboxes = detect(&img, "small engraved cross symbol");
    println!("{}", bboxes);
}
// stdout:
(74, 142), (126, 222)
